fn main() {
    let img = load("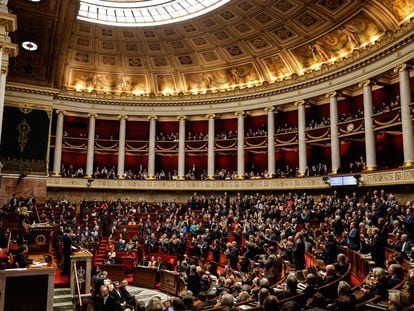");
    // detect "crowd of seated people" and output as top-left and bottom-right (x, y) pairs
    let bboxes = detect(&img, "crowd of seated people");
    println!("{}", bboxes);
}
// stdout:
(246, 126), (267, 137)
(276, 124), (298, 134)
(83, 188), (414, 310)
(156, 132), (179, 141)
(307, 117), (330, 130)
(2, 188), (414, 310)
(373, 96), (400, 115)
